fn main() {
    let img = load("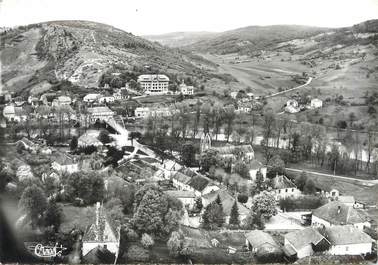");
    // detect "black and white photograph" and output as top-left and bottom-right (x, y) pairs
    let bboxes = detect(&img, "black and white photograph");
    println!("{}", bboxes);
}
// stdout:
(0, 0), (378, 264)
